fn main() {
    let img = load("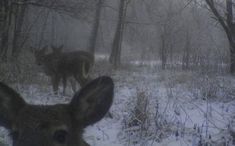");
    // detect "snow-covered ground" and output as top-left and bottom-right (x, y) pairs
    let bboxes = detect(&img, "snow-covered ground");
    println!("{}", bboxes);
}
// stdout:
(1, 65), (235, 146)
